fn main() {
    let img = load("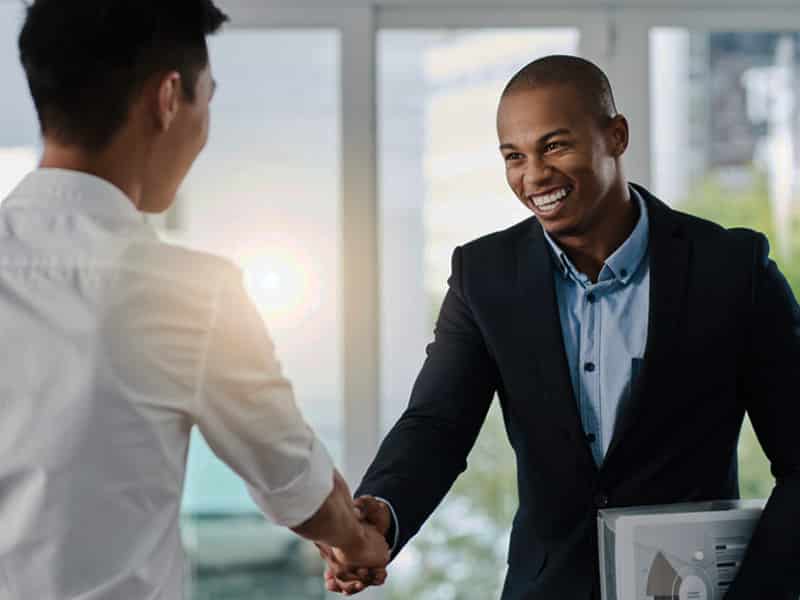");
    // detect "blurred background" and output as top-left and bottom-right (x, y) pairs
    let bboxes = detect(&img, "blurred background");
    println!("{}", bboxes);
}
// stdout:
(2, 0), (799, 598)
